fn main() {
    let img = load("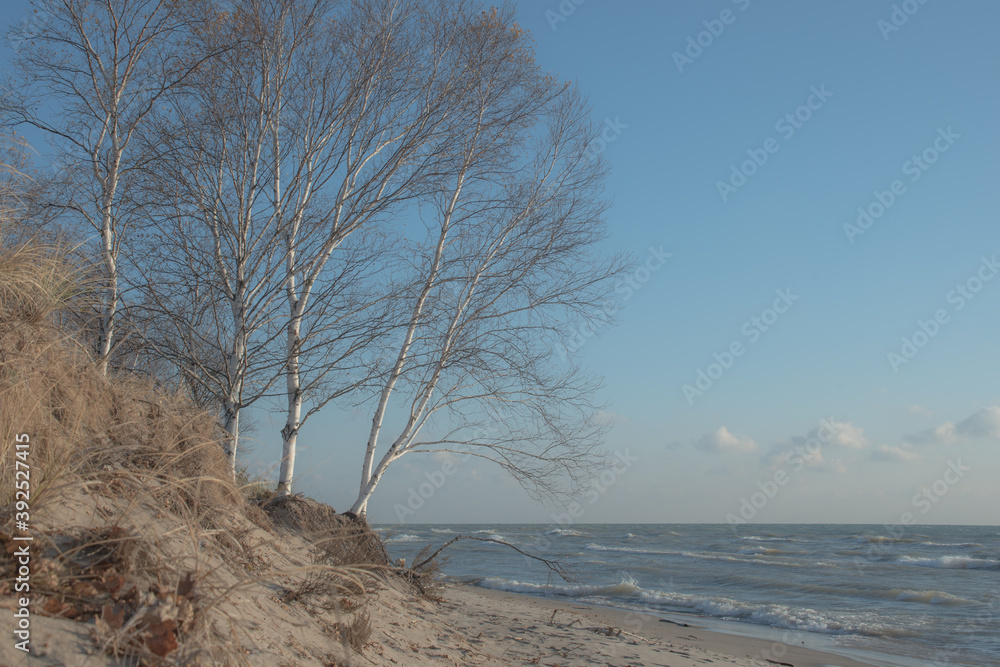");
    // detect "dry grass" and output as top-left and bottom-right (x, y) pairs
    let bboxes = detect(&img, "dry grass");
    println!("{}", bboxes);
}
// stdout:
(409, 545), (450, 600)
(0, 242), (96, 513)
(0, 243), (83, 326)
(0, 242), (385, 665)
(330, 610), (372, 653)
(0, 132), (35, 239)
(0, 243), (249, 664)
(236, 466), (277, 506)
(270, 496), (389, 613)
